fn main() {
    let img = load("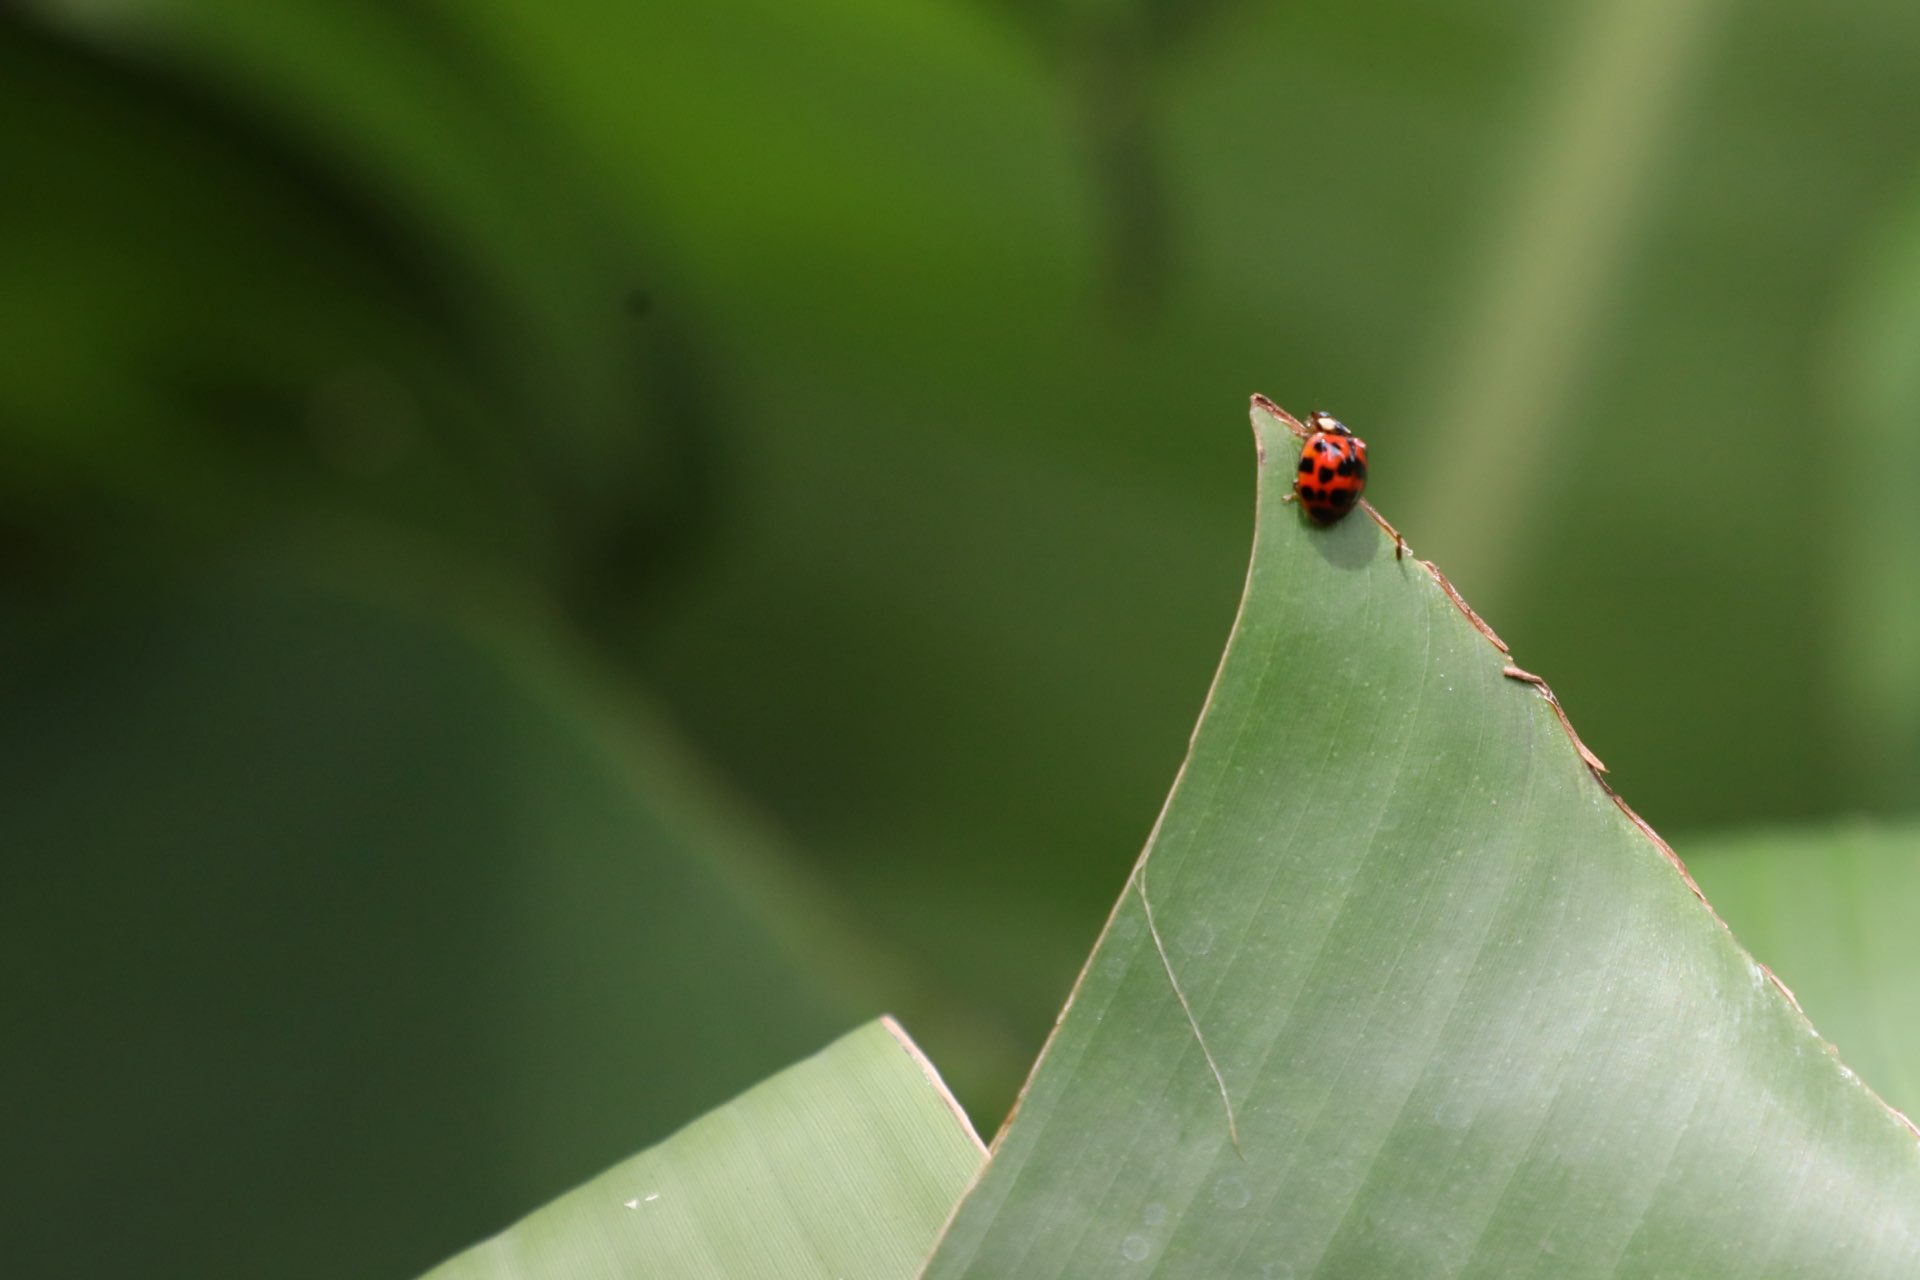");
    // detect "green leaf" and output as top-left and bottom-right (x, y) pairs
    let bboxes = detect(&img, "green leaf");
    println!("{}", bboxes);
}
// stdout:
(1690, 823), (1920, 1124)
(923, 399), (1920, 1278)
(422, 1018), (985, 1280)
